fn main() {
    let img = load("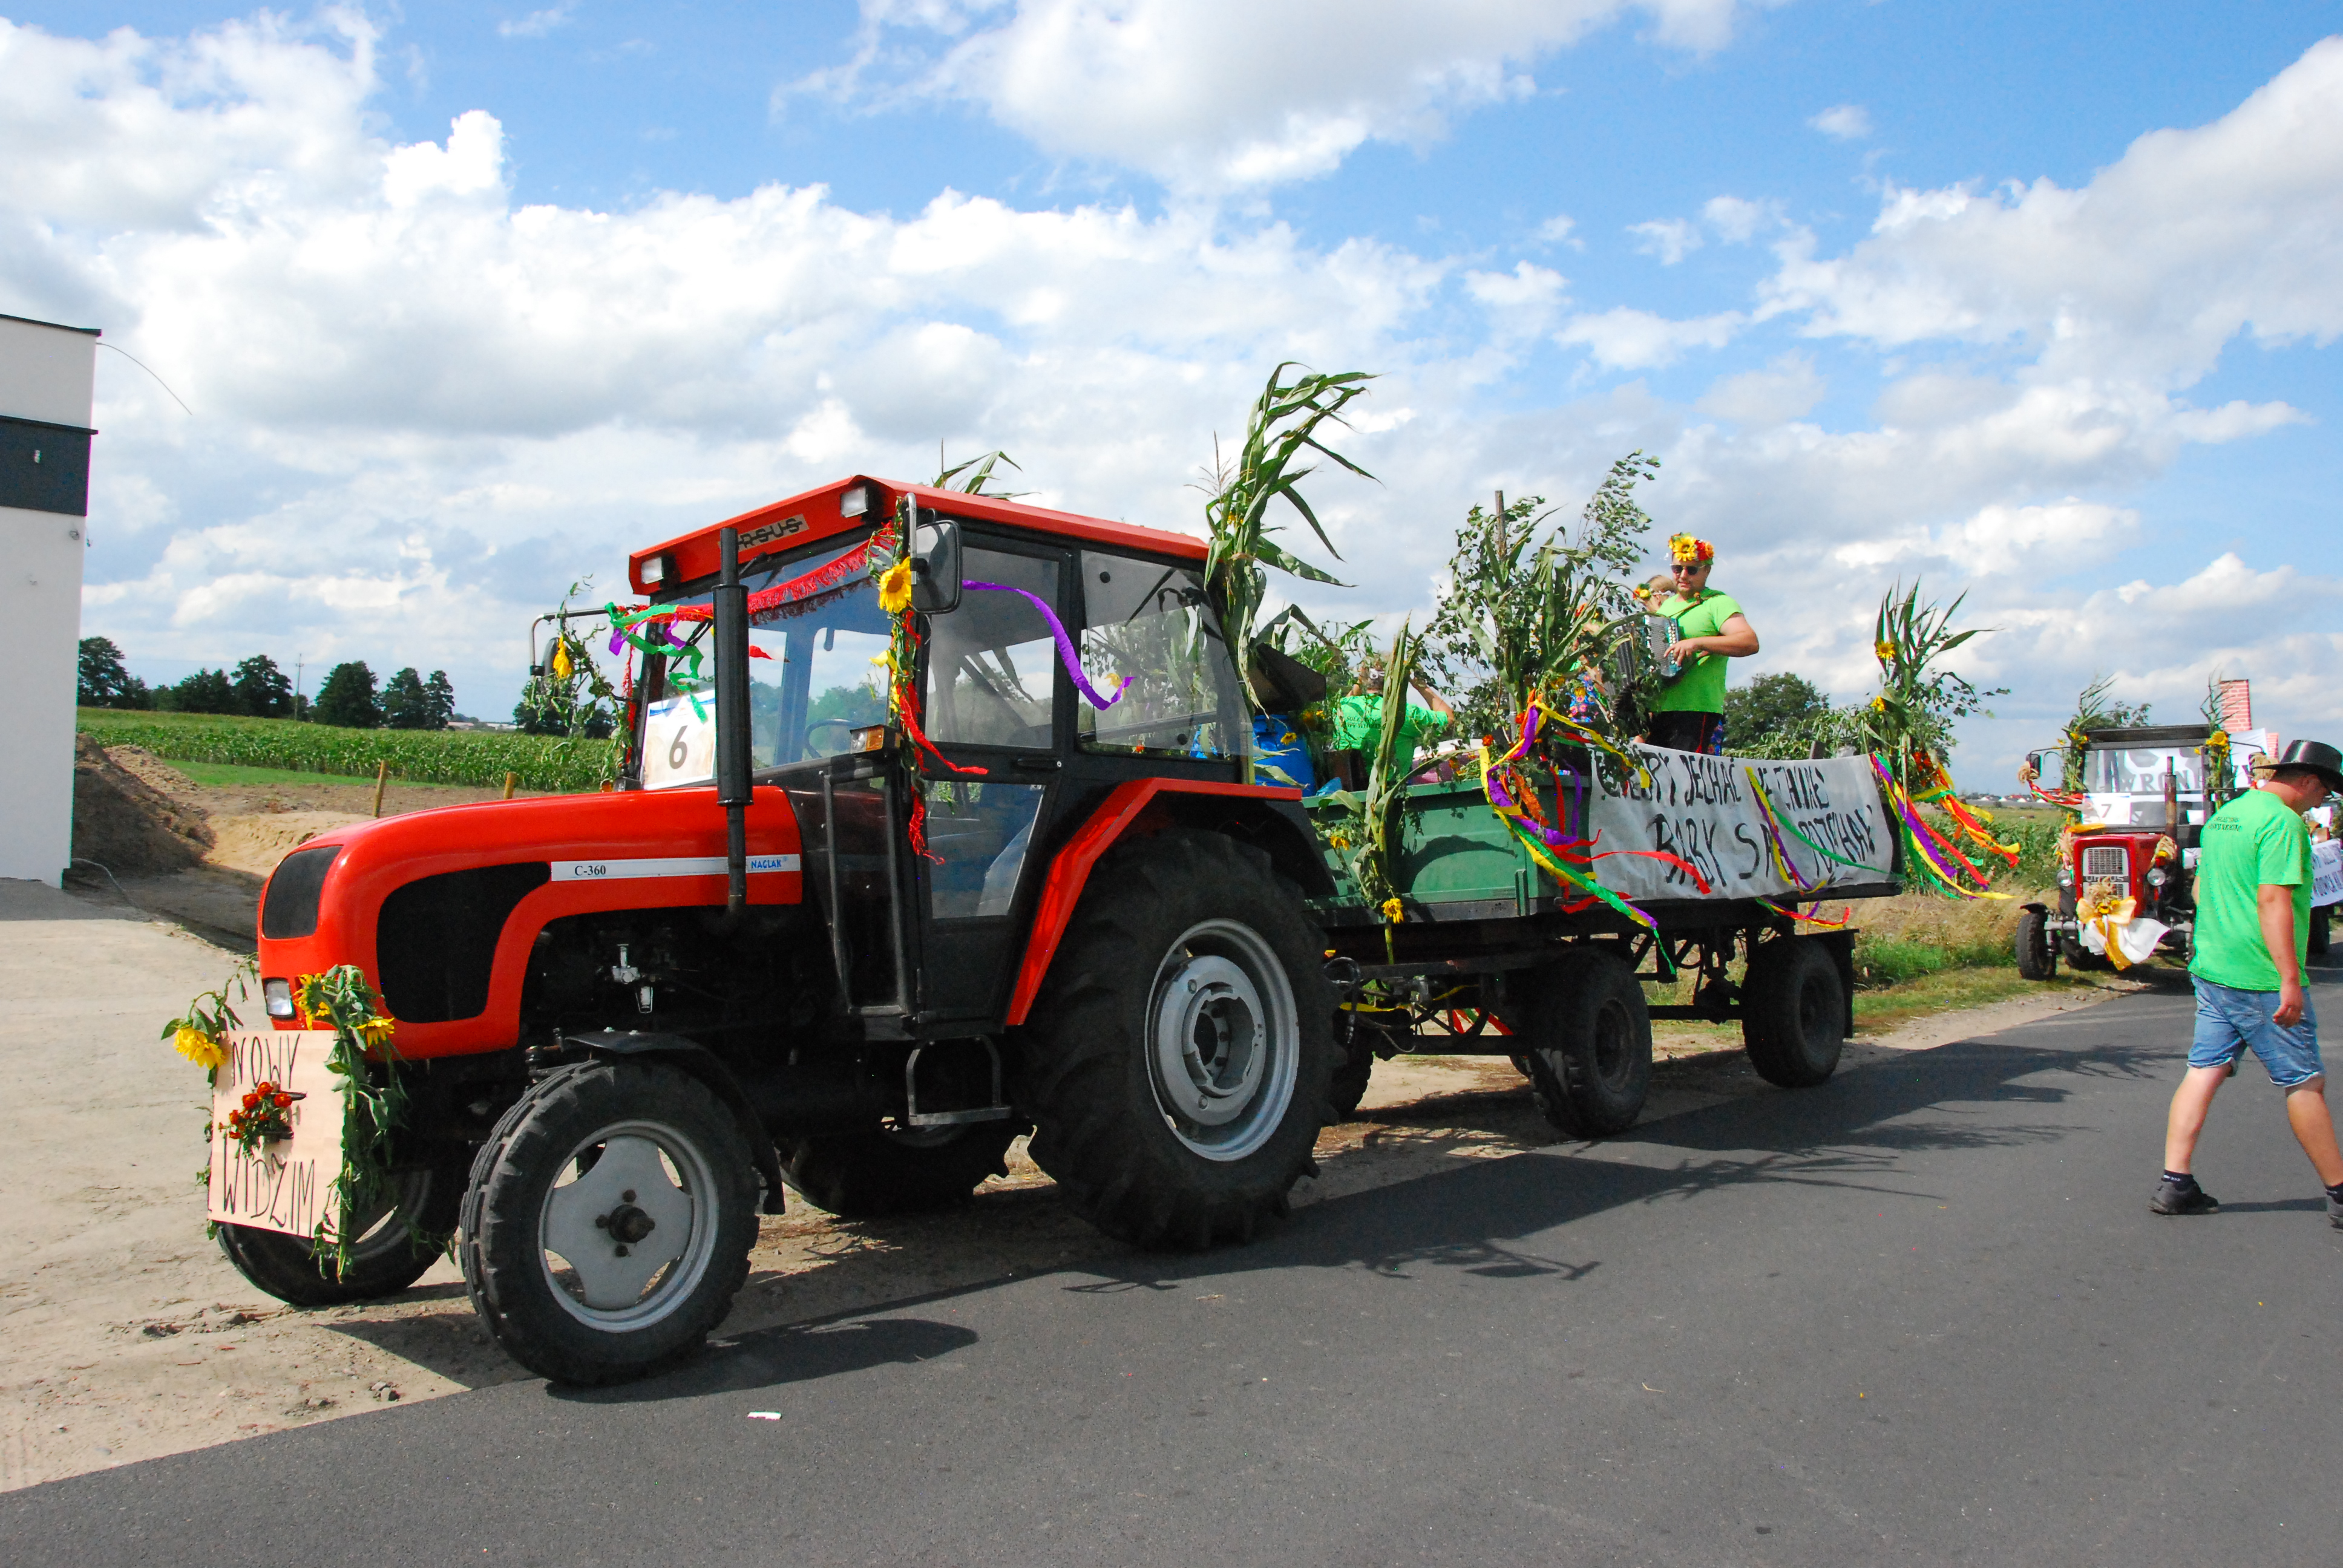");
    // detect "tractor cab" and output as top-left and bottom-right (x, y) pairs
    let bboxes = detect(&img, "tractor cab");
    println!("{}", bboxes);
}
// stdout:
(620, 477), (1306, 1042)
